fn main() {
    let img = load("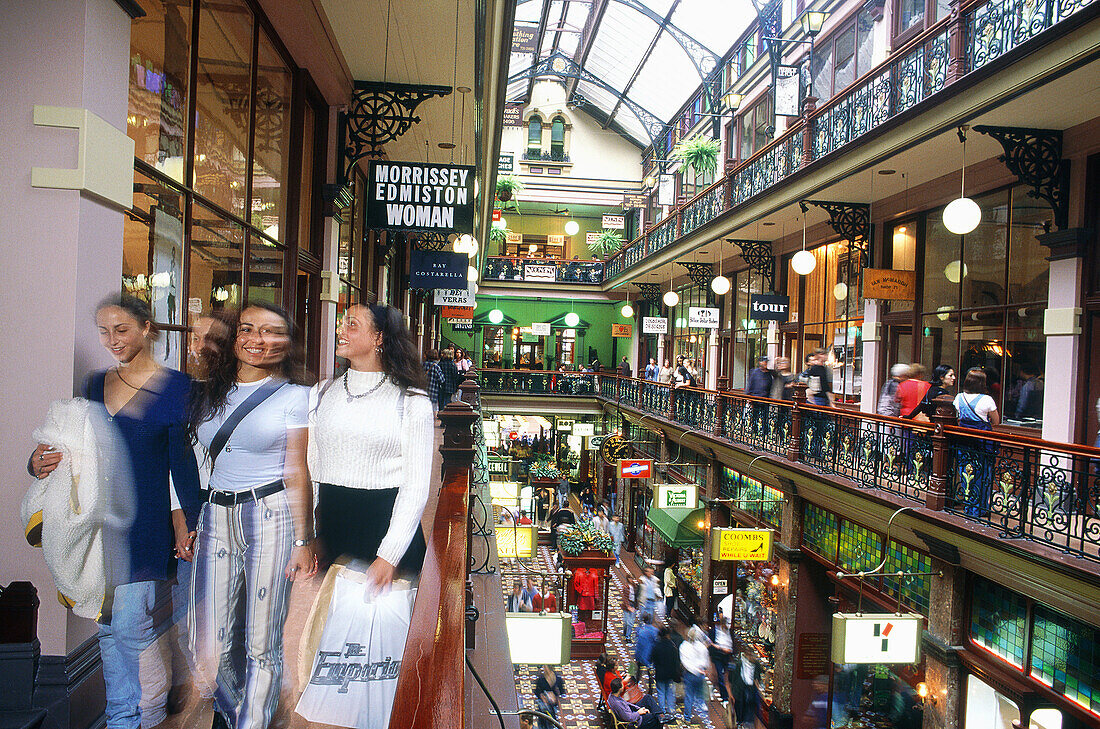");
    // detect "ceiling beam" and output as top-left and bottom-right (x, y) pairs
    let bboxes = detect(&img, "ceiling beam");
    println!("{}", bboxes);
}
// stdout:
(547, 0), (572, 57)
(565, 0), (609, 101)
(524, 0), (555, 104)
(604, 0), (680, 130)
